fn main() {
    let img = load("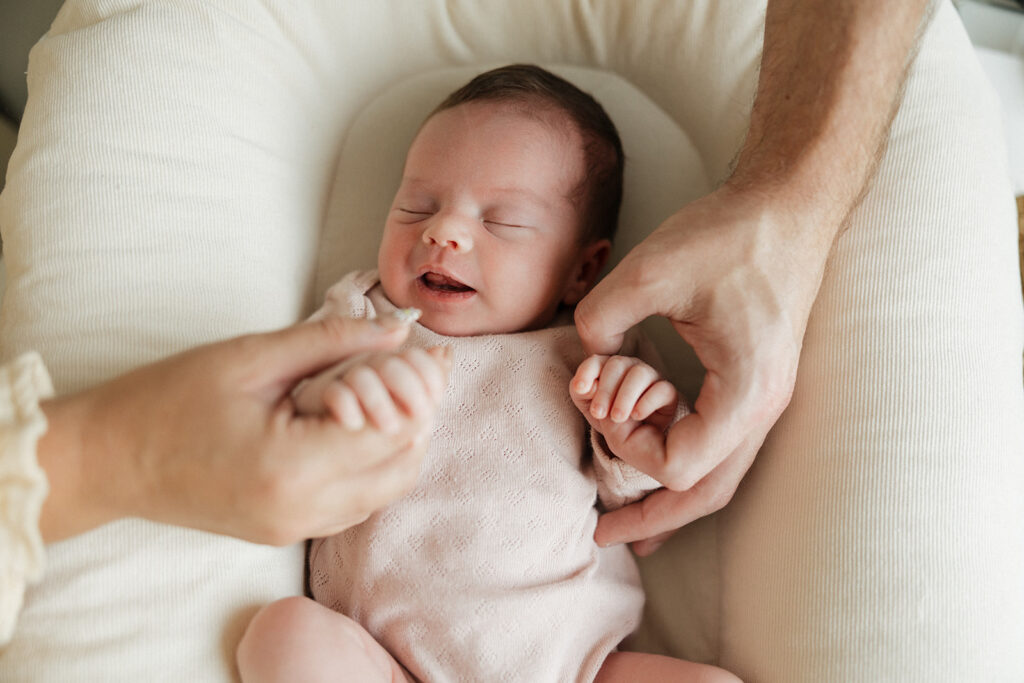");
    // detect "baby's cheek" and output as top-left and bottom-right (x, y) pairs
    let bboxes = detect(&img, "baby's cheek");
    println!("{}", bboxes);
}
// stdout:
(378, 266), (410, 308)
